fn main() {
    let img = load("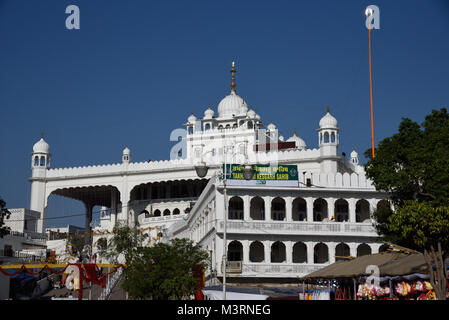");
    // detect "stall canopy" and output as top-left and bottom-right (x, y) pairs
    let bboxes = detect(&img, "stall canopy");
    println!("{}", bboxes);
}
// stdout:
(300, 250), (430, 281)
